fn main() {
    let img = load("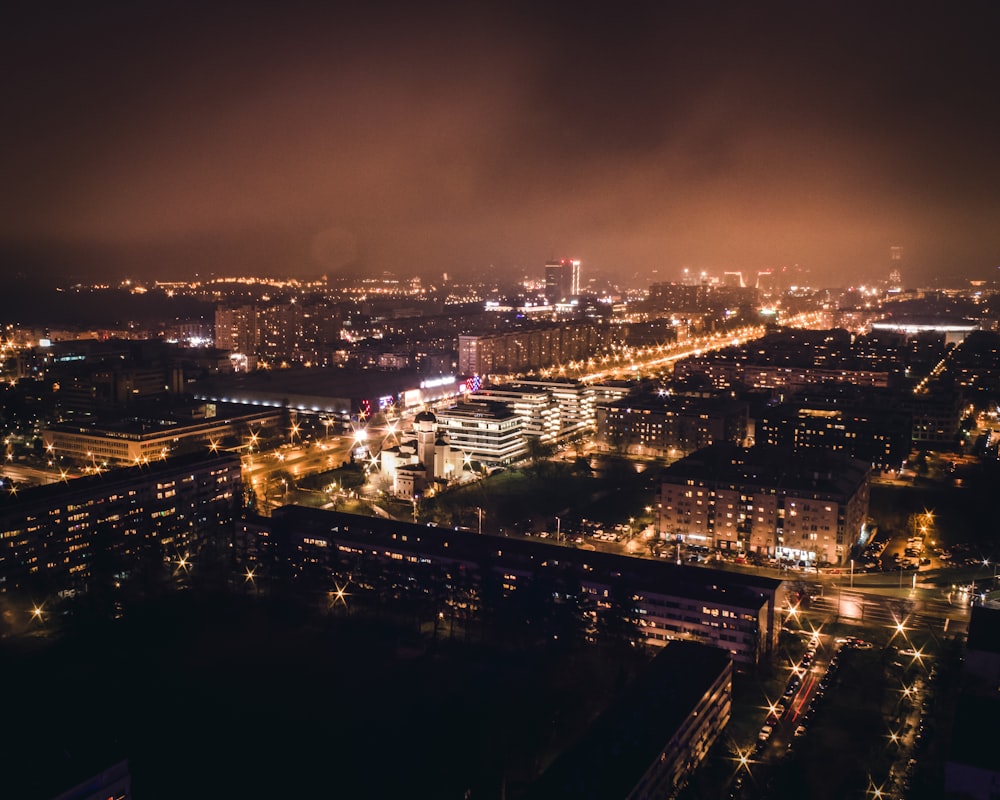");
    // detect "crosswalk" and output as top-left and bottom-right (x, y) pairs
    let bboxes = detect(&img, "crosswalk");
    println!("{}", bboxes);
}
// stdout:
(807, 589), (969, 637)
